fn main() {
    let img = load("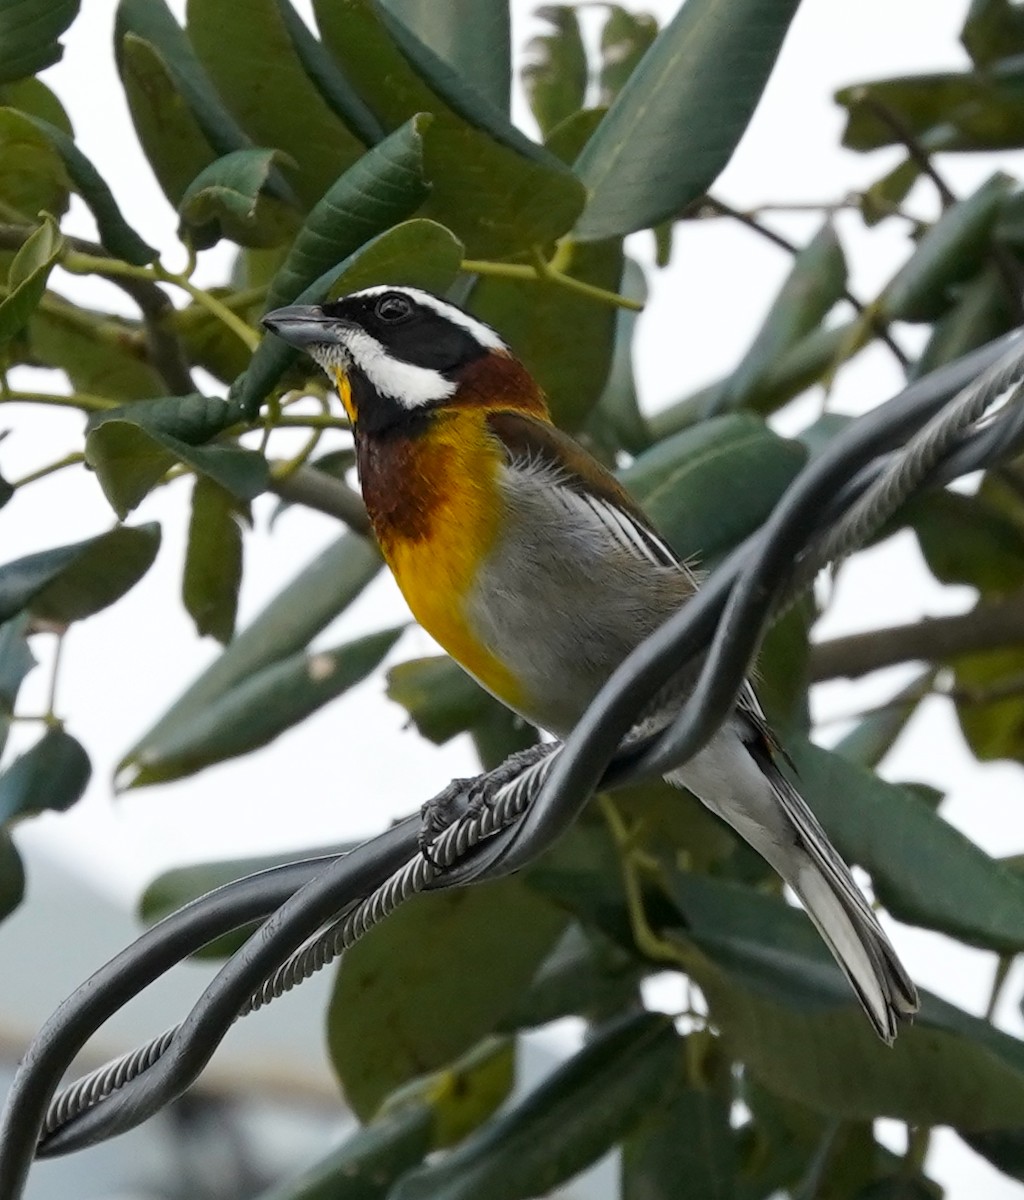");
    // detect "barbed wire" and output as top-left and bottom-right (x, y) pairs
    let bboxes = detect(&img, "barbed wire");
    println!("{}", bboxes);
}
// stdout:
(1, 330), (1023, 1200)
